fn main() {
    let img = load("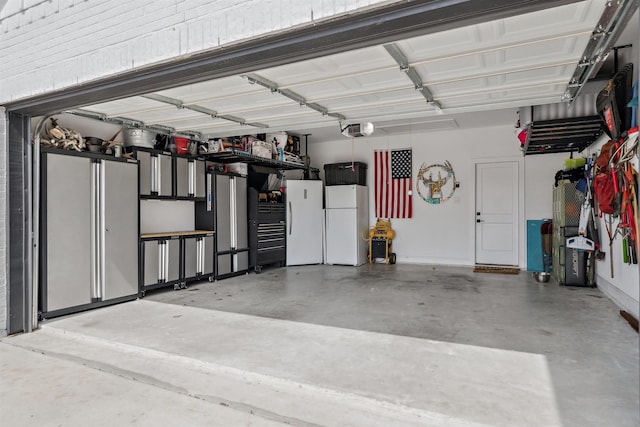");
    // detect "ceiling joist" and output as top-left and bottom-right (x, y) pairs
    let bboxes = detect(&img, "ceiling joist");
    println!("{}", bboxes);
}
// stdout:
(242, 73), (346, 121)
(142, 93), (268, 129)
(383, 43), (442, 112)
